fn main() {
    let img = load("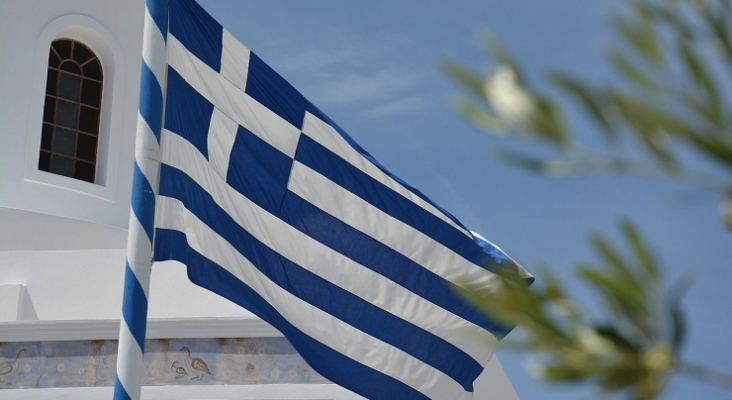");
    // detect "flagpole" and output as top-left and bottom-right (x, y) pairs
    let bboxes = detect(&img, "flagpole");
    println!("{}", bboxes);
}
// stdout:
(114, 0), (168, 399)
